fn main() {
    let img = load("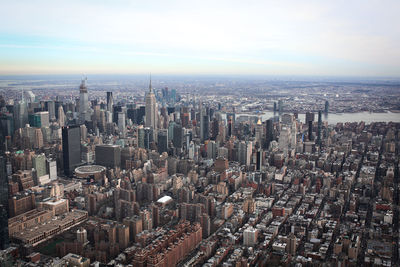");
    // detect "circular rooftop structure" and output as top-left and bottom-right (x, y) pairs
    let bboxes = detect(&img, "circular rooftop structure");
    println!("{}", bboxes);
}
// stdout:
(75, 165), (106, 179)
